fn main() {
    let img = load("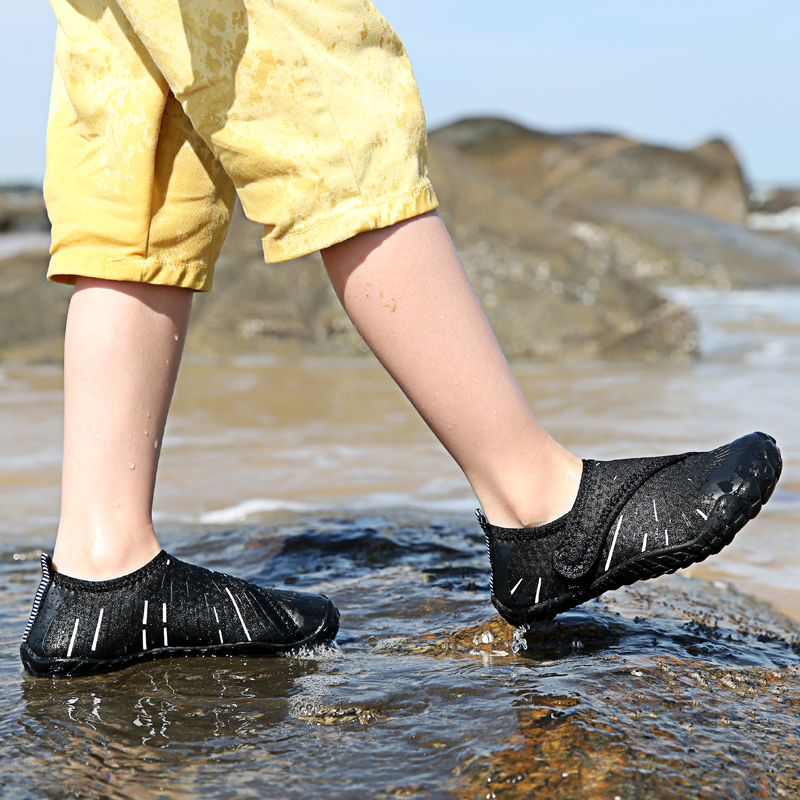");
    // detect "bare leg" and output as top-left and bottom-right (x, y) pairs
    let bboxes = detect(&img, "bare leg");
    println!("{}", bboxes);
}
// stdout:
(23, 277), (340, 677)
(322, 211), (582, 528)
(52, 278), (191, 580)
